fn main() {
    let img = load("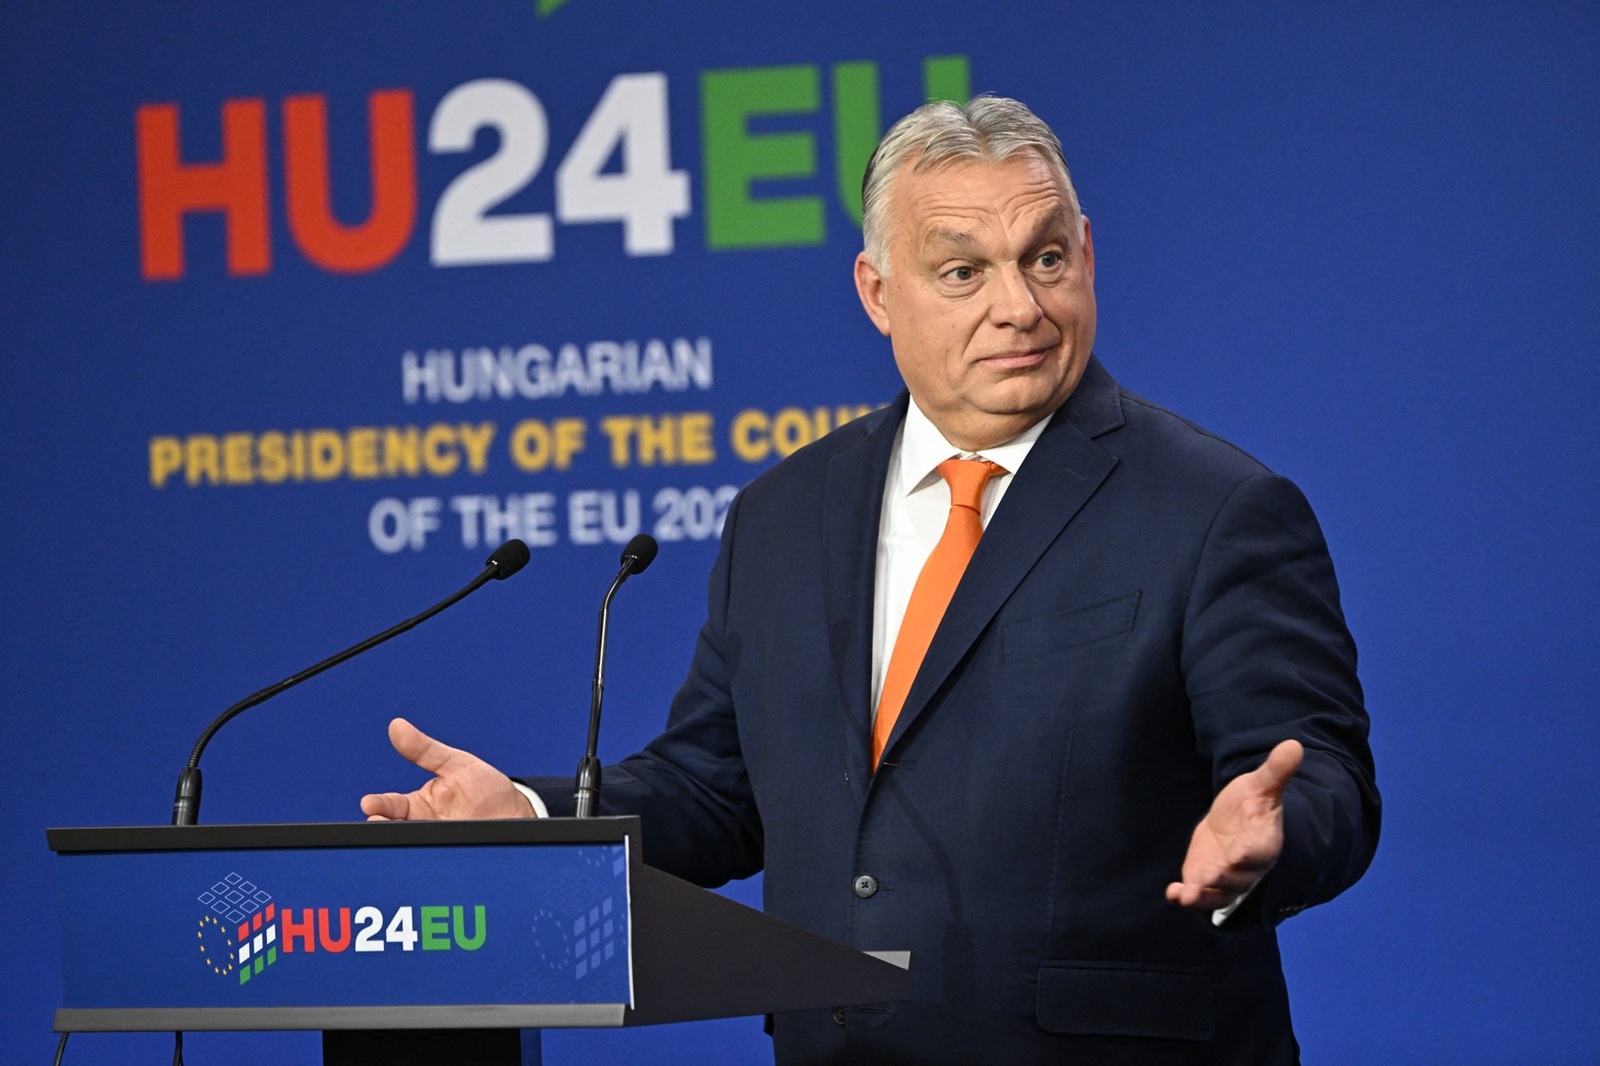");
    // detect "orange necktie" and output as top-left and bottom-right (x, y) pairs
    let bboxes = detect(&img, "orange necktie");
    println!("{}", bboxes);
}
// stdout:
(873, 457), (1005, 767)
